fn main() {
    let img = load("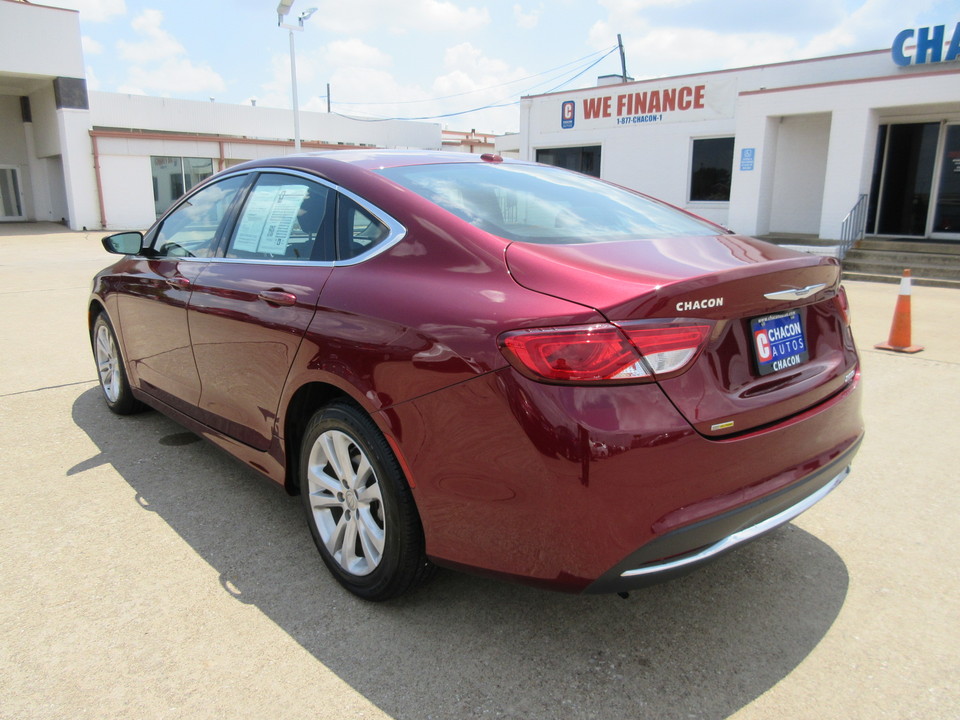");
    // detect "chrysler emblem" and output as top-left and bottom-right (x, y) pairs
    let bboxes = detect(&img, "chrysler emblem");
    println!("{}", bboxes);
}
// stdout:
(763, 283), (827, 301)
